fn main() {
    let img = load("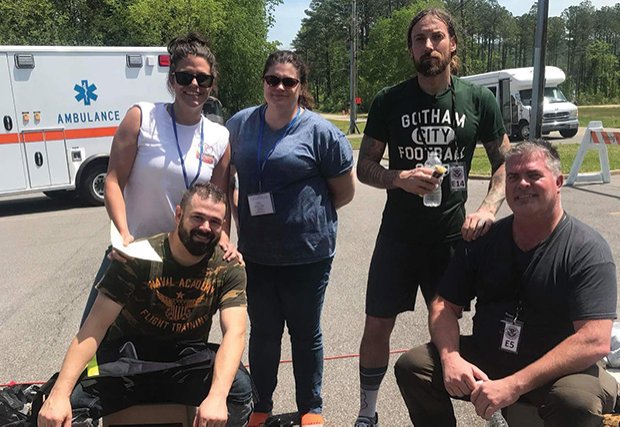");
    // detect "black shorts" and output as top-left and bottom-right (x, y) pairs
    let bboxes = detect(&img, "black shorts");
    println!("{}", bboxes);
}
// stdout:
(365, 233), (459, 318)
